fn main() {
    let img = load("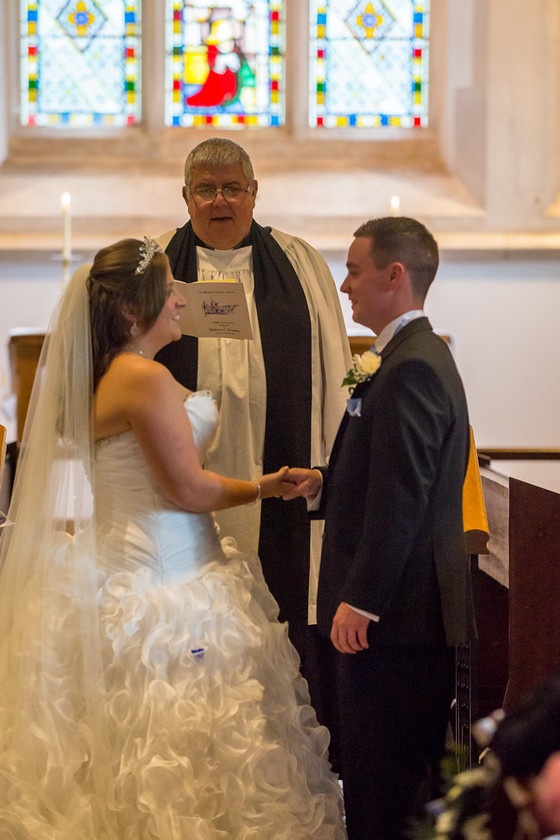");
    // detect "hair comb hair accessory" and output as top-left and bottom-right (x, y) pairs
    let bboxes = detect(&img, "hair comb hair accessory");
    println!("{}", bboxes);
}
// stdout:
(135, 237), (161, 275)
